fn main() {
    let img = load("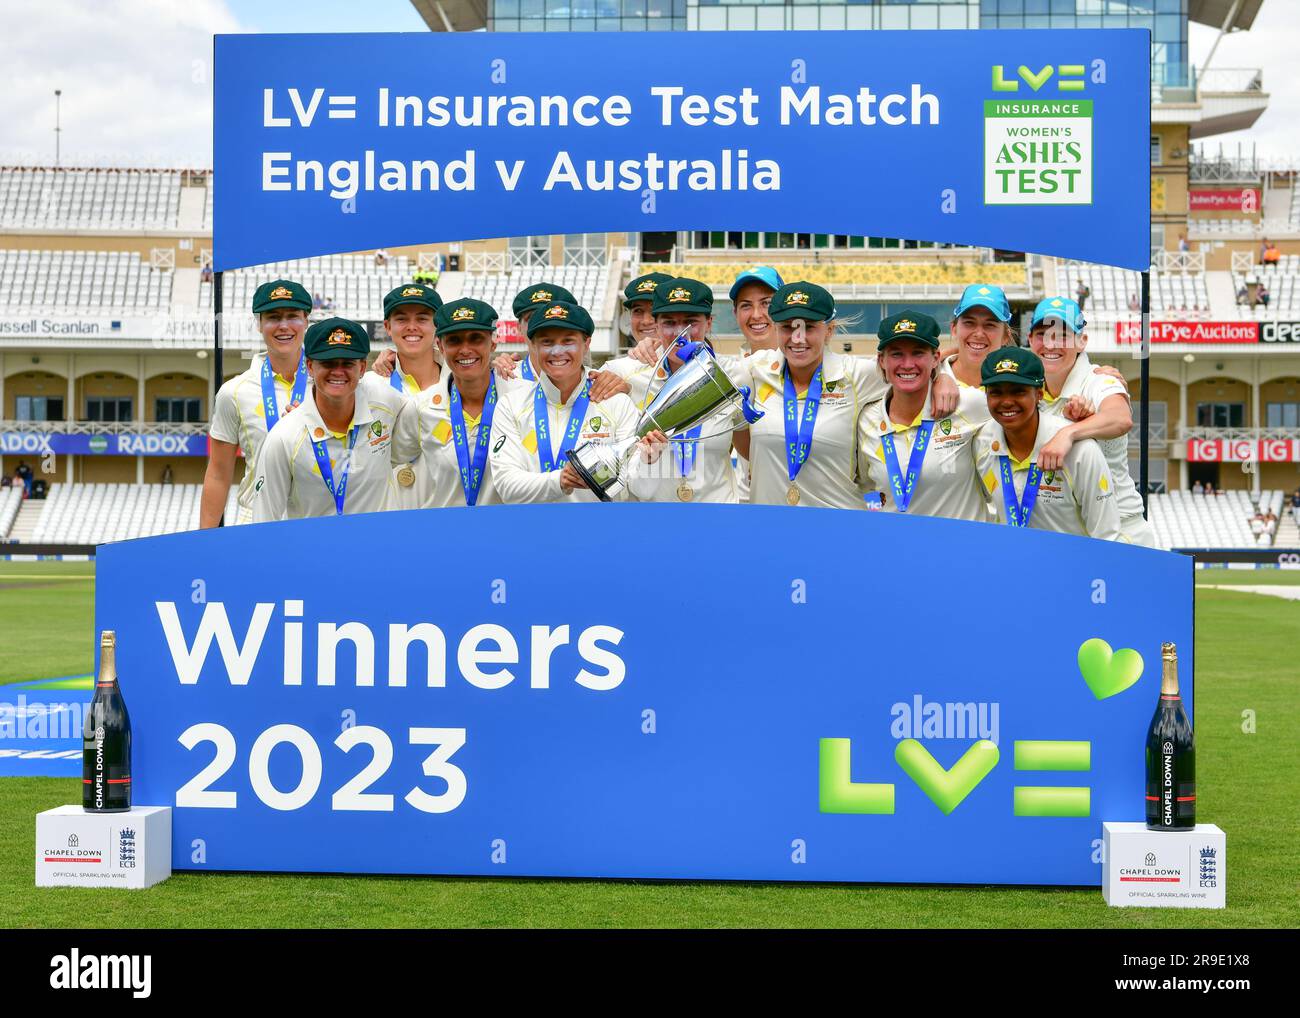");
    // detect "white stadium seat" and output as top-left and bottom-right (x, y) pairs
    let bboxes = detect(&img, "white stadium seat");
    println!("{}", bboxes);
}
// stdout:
(1062, 261), (1210, 316)
(459, 266), (607, 324)
(30, 483), (207, 545)
(0, 249), (173, 312)
(0, 487), (23, 539)
(1148, 489), (1282, 549)
(199, 254), (418, 322)
(0, 167), (184, 231)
